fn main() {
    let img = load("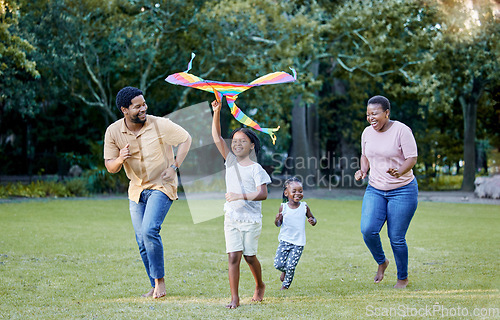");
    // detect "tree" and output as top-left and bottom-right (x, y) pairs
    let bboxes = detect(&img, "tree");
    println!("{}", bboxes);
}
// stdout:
(0, 0), (40, 174)
(412, 0), (499, 191)
(319, 0), (442, 186)
(197, 0), (324, 183)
